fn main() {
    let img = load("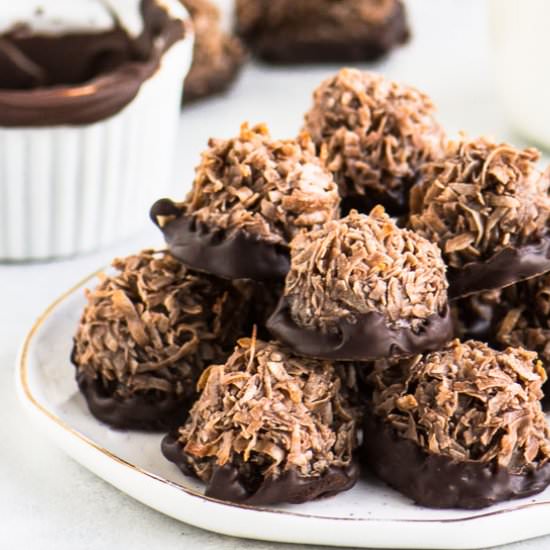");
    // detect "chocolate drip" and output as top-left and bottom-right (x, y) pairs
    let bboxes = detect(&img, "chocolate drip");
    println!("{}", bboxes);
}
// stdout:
(267, 296), (453, 361)
(162, 433), (359, 505)
(448, 237), (550, 299)
(0, 0), (188, 126)
(0, 28), (136, 89)
(363, 413), (550, 509)
(150, 198), (290, 281)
